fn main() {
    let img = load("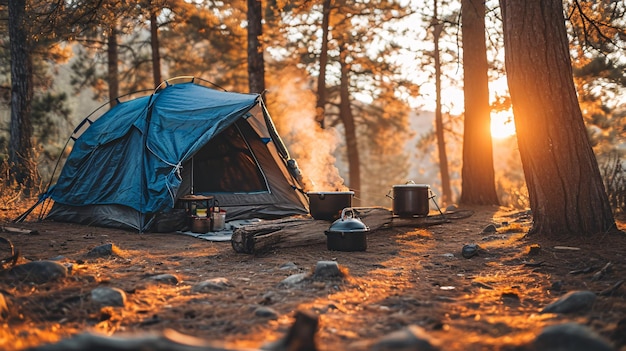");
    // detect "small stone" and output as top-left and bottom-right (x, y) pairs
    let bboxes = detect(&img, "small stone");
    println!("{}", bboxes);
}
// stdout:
(462, 244), (480, 259)
(279, 262), (298, 270)
(86, 243), (114, 257)
(147, 274), (179, 285)
(278, 273), (307, 287)
(191, 278), (232, 292)
(482, 224), (497, 233)
(313, 261), (342, 279)
(254, 306), (279, 319)
(7, 261), (68, 284)
(91, 287), (127, 307)
(371, 325), (441, 351)
(532, 322), (613, 351)
(528, 244), (541, 255)
(541, 290), (596, 314)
